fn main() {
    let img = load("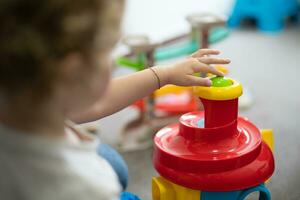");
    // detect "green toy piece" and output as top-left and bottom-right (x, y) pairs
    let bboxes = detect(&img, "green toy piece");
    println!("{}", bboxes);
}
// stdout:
(115, 54), (145, 71)
(210, 76), (233, 87)
(115, 57), (144, 71)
